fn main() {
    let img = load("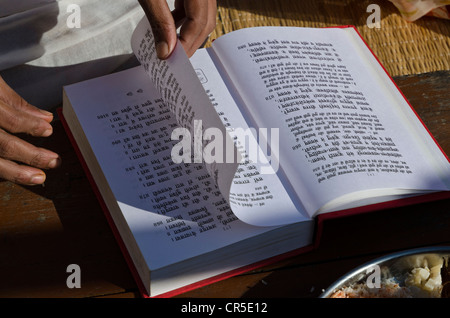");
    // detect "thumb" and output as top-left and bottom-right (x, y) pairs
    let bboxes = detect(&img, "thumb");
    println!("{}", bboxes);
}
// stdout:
(139, 0), (178, 59)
